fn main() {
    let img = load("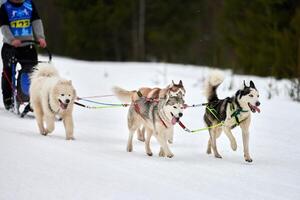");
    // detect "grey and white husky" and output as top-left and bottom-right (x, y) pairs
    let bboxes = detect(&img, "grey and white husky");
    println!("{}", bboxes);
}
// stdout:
(203, 71), (260, 162)
(114, 87), (184, 158)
